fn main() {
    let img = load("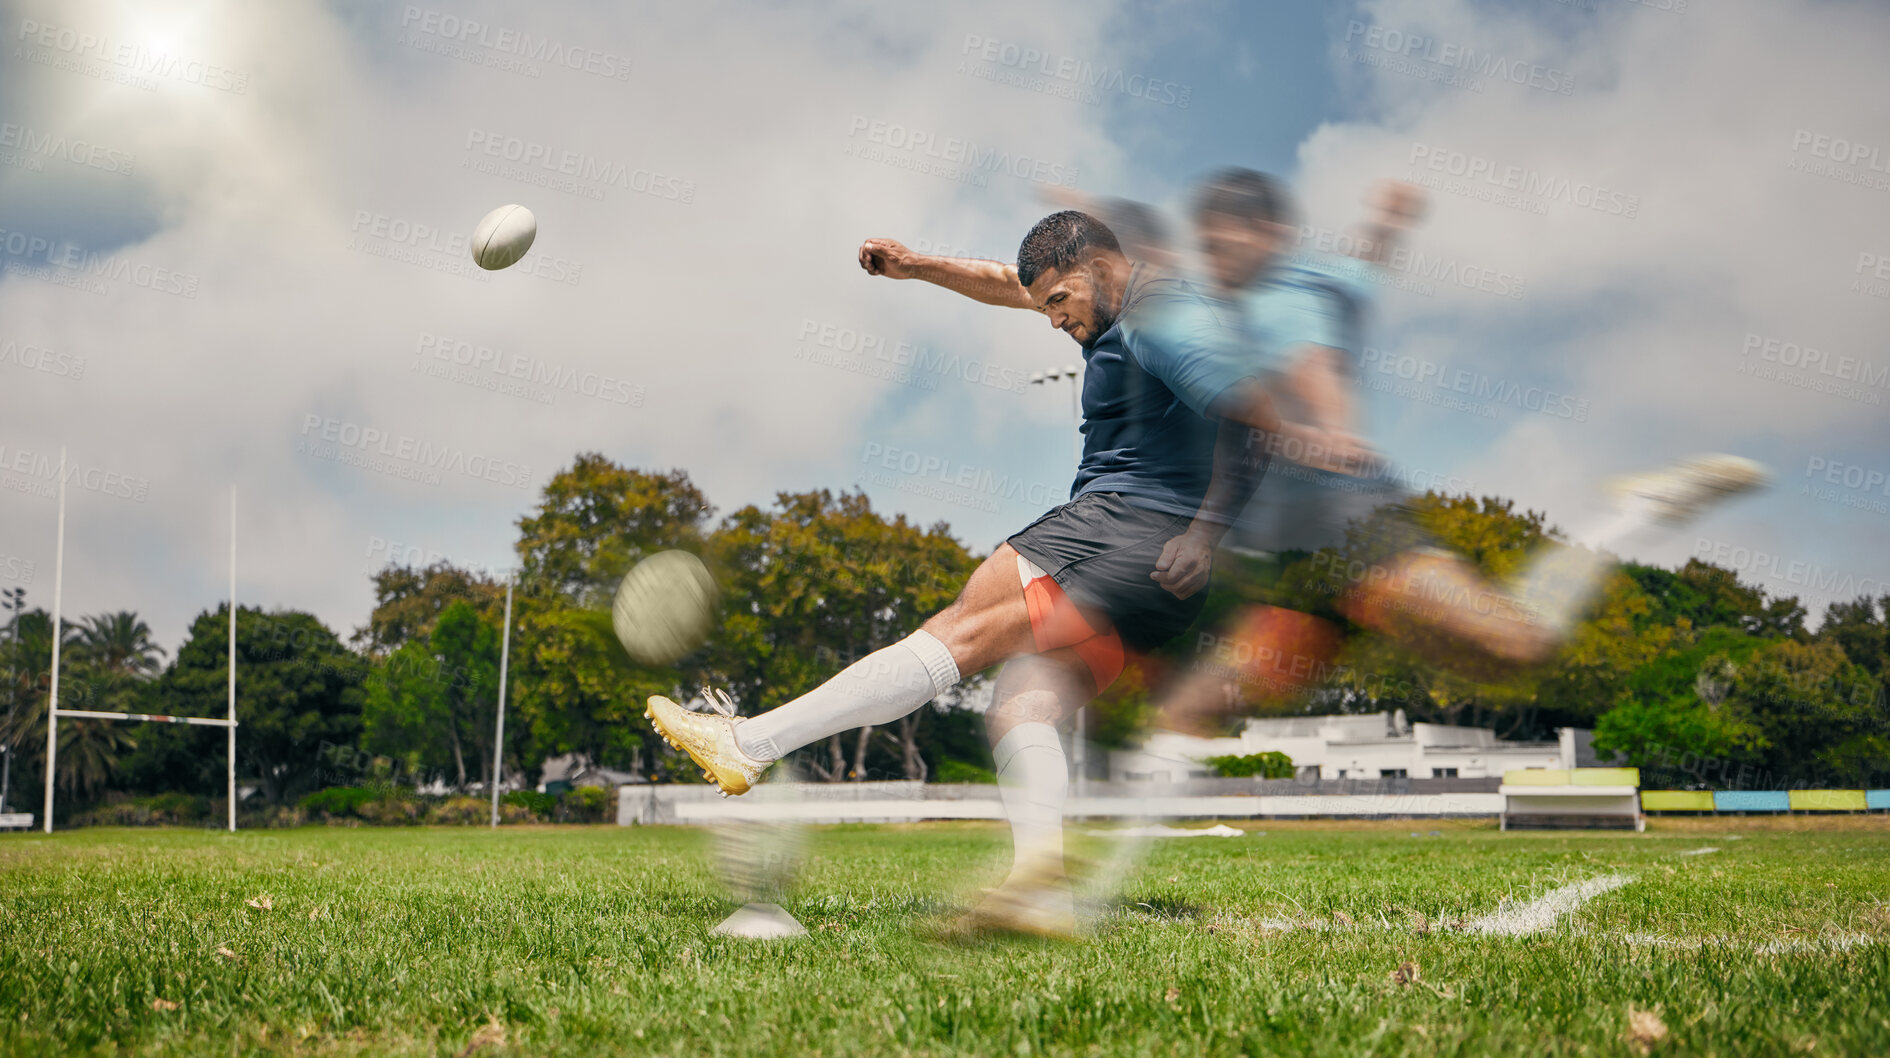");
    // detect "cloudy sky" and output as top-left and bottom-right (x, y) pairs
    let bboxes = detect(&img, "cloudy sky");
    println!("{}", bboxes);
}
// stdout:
(1, 0), (1886, 653)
